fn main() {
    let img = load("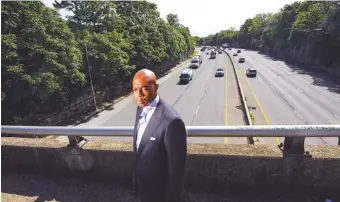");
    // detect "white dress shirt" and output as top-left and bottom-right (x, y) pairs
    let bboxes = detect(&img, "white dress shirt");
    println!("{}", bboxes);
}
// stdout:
(136, 95), (160, 150)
